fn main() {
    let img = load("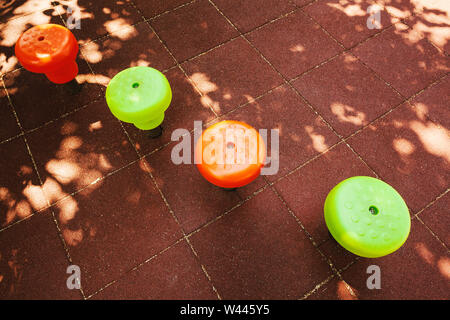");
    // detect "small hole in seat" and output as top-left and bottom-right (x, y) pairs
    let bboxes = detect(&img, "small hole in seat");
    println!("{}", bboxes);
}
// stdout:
(369, 206), (379, 215)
